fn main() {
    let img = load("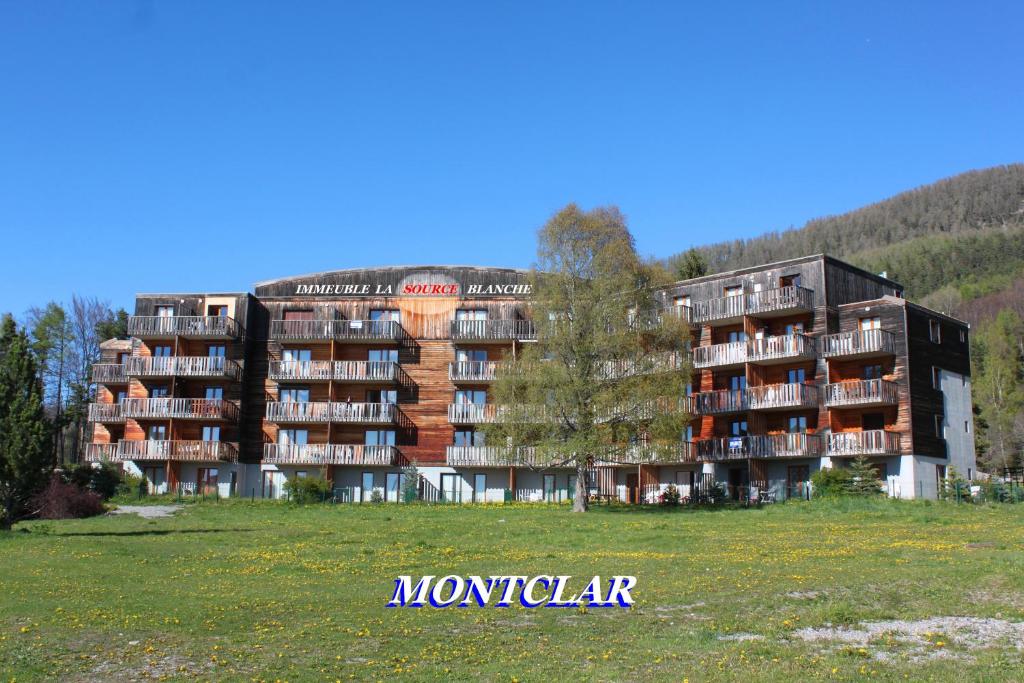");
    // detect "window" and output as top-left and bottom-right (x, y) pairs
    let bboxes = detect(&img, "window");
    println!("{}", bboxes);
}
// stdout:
(283, 348), (311, 362)
(278, 429), (308, 446)
(929, 319), (942, 344)
(455, 309), (488, 321)
(932, 366), (942, 390)
(684, 424), (693, 442)
(859, 317), (881, 331)
(724, 285), (743, 298)
(787, 368), (806, 384)
(781, 274), (802, 288)
(729, 375), (746, 391)
(283, 309), (314, 320)
(205, 386), (223, 400)
(935, 415), (944, 438)
(153, 345), (172, 357)
(150, 386), (169, 398)
(368, 348), (398, 362)
(366, 389), (397, 404)
(147, 424), (166, 440)
(115, 390), (128, 403)
(784, 322), (804, 336)
(197, 468), (219, 490)
(730, 420), (748, 437)
(964, 420), (970, 434)
(453, 429), (484, 446)
(361, 472), (375, 502)
(455, 348), (488, 363)
(726, 330), (747, 343)
(365, 430), (396, 446)
(473, 474), (487, 502)
(155, 305), (174, 317)
(386, 472), (401, 502)
(369, 309), (400, 322)
(787, 416), (807, 433)
(543, 474), (556, 502)
(295, 471), (307, 479)
(863, 364), (883, 380)
(959, 329), (966, 343)
(279, 387), (310, 402)
(862, 413), (885, 431)
(440, 473), (459, 502)
(674, 295), (691, 308)
(208, 345), (225, 358)
(201, 425), (220, 441)
(208, 305), (228, 317)
(455, 390), (487, 405)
